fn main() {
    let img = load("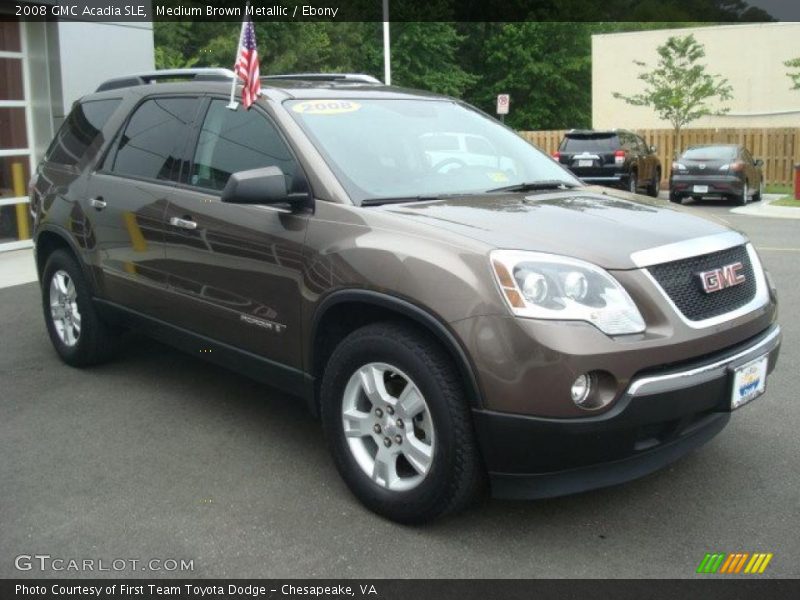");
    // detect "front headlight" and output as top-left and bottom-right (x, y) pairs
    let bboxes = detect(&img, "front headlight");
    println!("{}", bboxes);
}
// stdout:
(490, 250), (646, 335)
